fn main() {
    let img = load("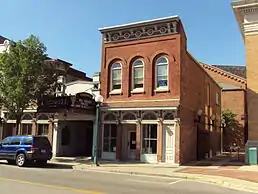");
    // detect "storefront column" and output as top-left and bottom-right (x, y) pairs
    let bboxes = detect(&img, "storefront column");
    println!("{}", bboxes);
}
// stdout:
(48, 121), (53, 145)
(157, 119), (163, 162)
(0, 123), (3, 140)
(13, 125), (17, 136)
(52, 122), (58, 157)
(31, 119), (37, 136)
(116, 123), (122, 160)
(136, 122), (141, 160)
